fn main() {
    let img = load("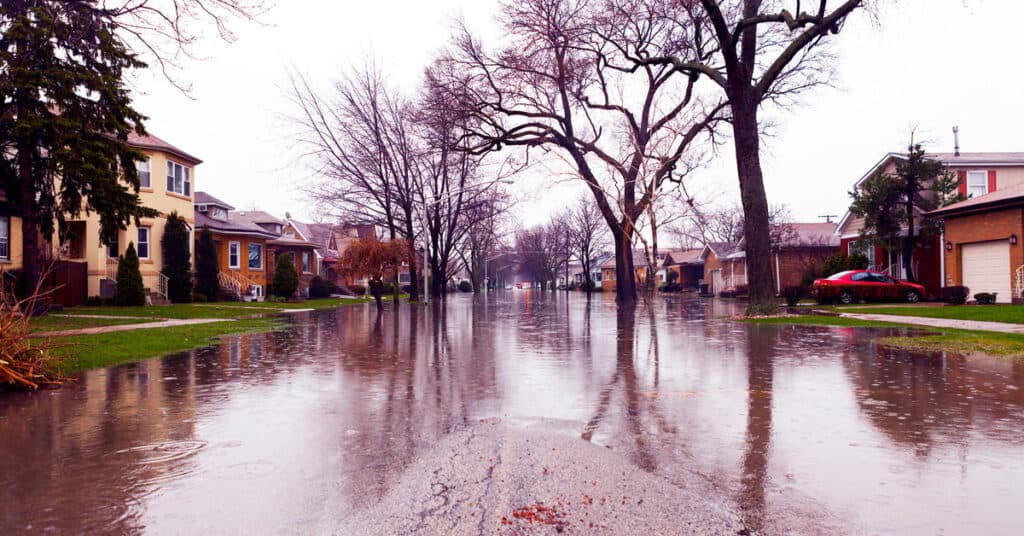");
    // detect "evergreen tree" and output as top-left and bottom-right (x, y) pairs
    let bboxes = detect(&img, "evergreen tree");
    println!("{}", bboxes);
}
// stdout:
(161, 211), (193, 303)
(0, 2), (157, 293)
(850, 144), (952, 282)
(115, 242), (146, 306)
(195, 227), (219, 302)
(273, 253), (299, 299)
